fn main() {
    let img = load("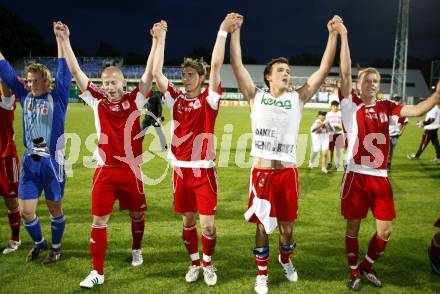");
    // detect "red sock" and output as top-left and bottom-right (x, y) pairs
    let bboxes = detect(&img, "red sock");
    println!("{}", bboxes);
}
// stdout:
(182, 225), (200, 266)
(279, 244), (294, 264)
(202, 232), (216, 267)
(360, 233), (388, 271)
(431, 233), (440, 256)
(91, 225), (107, 275)
(7, 208), (20, 242)
(131, 214), (144, 250)
(255, 247), (269, 276)
(345, 235), (359, 276)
